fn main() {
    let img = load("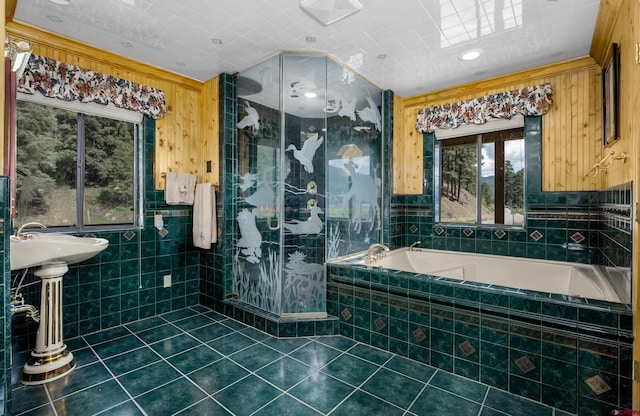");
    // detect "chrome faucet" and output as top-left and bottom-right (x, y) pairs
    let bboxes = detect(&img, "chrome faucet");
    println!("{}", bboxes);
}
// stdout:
(366, 243), (390, 264)
(409, 240), (421, 251)
(15, 222), (46, 240)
